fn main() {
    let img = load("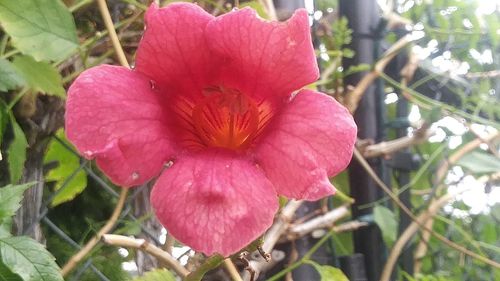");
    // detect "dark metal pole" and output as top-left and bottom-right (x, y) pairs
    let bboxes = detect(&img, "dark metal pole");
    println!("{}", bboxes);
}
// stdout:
(339, 1), (386, 280)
